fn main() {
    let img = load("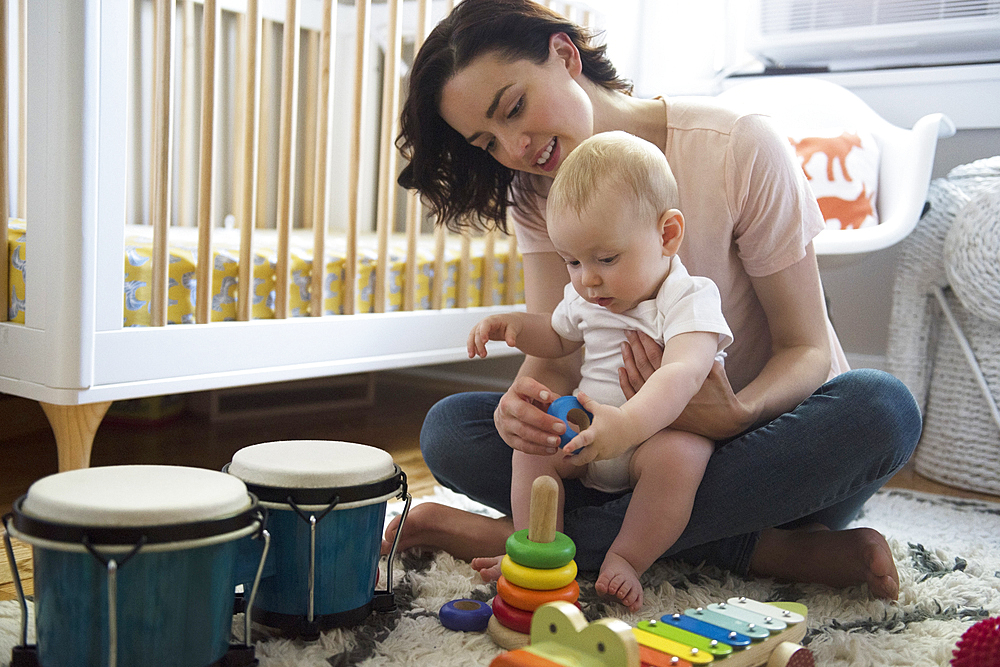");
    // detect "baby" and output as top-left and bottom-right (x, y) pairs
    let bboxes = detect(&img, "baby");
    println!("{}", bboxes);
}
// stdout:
(468, 131), (732, 611)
